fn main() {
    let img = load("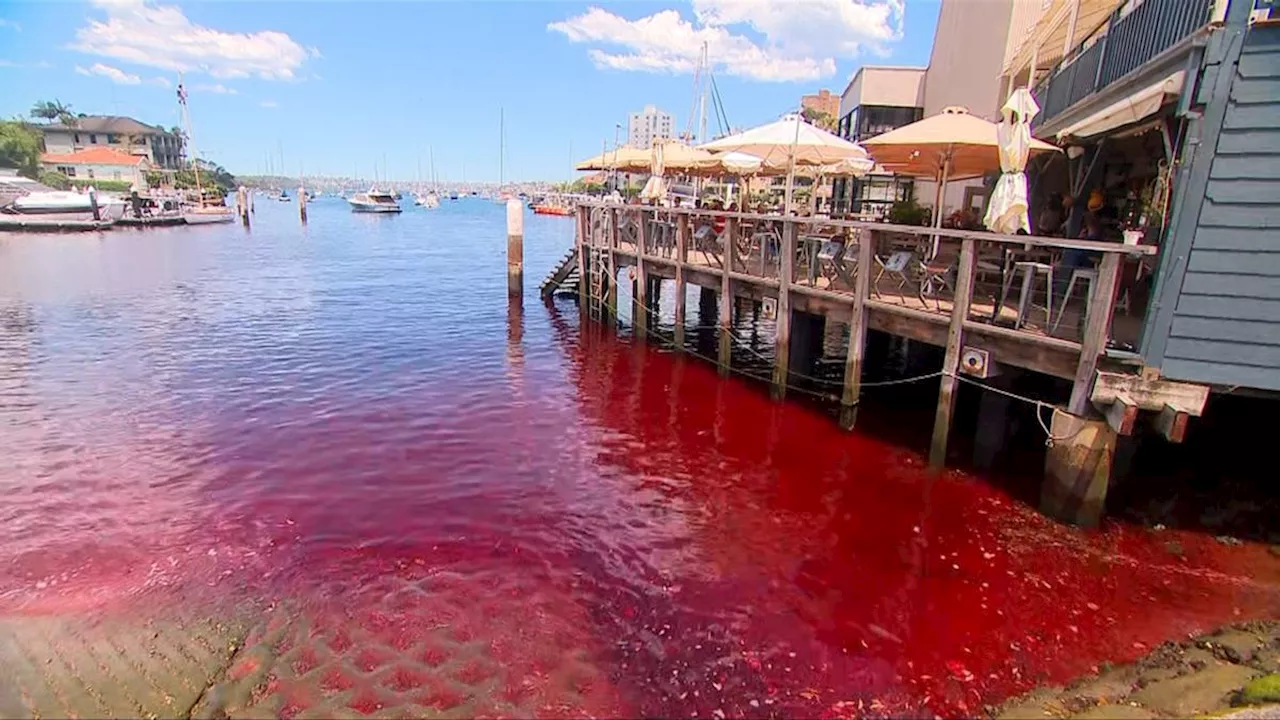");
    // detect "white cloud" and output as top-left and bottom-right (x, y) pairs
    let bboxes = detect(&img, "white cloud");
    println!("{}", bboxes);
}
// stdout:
(76, 62), (142, 84)
(259, 100), (278, 108)
(193, 82), (236, 95)
(0, 18), (21, 31)
(149, 76), (170, 87)
(549, 0), (903, 83)
(72, 0), (317, 81)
